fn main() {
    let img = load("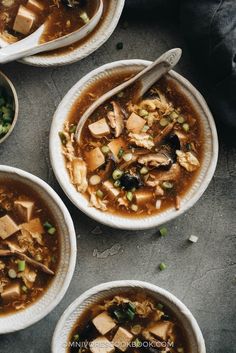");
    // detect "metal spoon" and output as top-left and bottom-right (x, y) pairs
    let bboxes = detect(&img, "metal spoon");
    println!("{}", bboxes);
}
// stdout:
(0, 0), (103, 64)
(75, 48), (182, 142)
